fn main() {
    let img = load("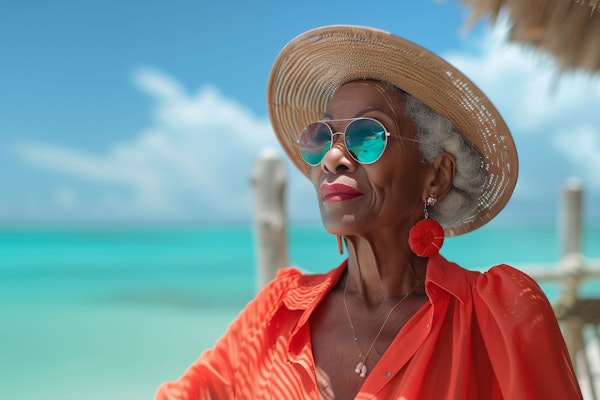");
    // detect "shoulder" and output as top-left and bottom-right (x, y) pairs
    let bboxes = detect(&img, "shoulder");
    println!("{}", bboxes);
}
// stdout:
(429, 255), (554, 323)
(269, 266), (304, 291)
(262, 266), (336, 295)
(252, 267), (304, 308)
(251, 264), (343, 313)
(475, 264), (545, 300)
(431, 254), (547, 305)
(473, 264), (556, 328)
